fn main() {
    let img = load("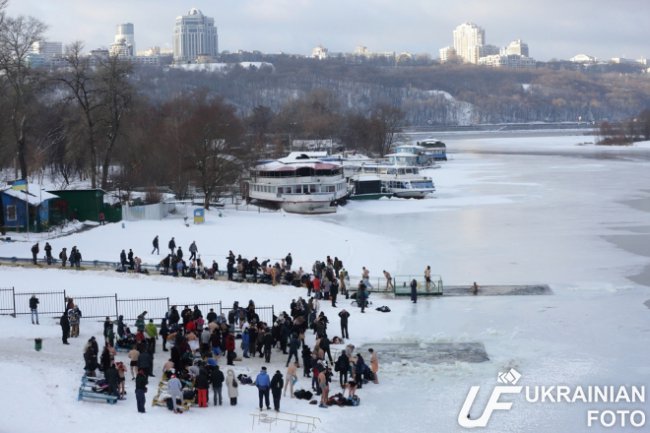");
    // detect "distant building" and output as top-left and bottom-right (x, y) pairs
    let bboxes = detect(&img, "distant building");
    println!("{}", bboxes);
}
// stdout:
(439, 46), (458, 63)
(112, 23), (135, 57)
(478, 54), (536, 69)
(501, 39), (529, 57)
(110, 39), (132, 58)
(311, 45), (329, 60)
(475, 44), (499, 59)
(453, 22), (485, 64)
(173, 8), (219, 63)
(31, 41), (62, 57)
(570, 54), (596, 63)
